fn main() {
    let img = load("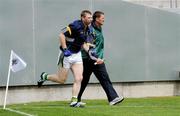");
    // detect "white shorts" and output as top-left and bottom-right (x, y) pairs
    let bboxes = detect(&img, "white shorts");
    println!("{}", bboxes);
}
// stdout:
(57, 51), (82, 69)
